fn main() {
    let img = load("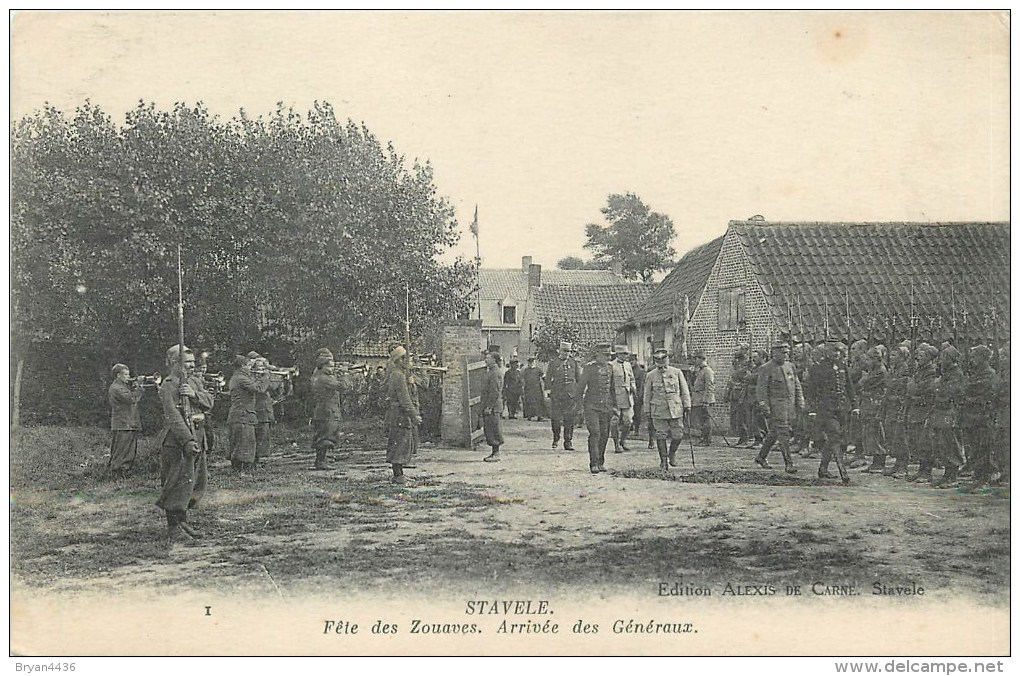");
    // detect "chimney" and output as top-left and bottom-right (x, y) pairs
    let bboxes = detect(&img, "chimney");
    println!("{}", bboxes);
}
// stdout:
(521, 256), (533, 273)
(528, 263), (542, 288)
(611, 259), (623, 276)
